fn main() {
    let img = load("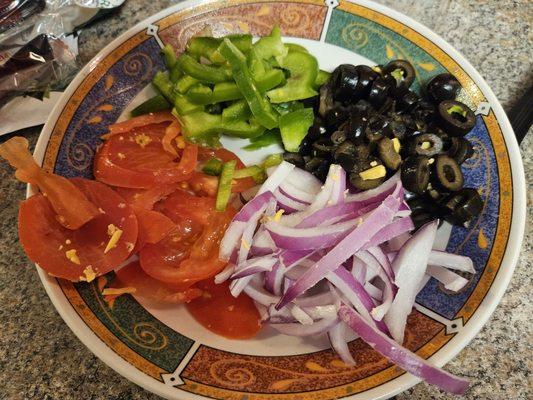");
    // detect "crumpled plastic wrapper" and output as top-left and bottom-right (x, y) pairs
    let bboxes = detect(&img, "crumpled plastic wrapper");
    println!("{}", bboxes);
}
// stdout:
(0, 0), (125, 114)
